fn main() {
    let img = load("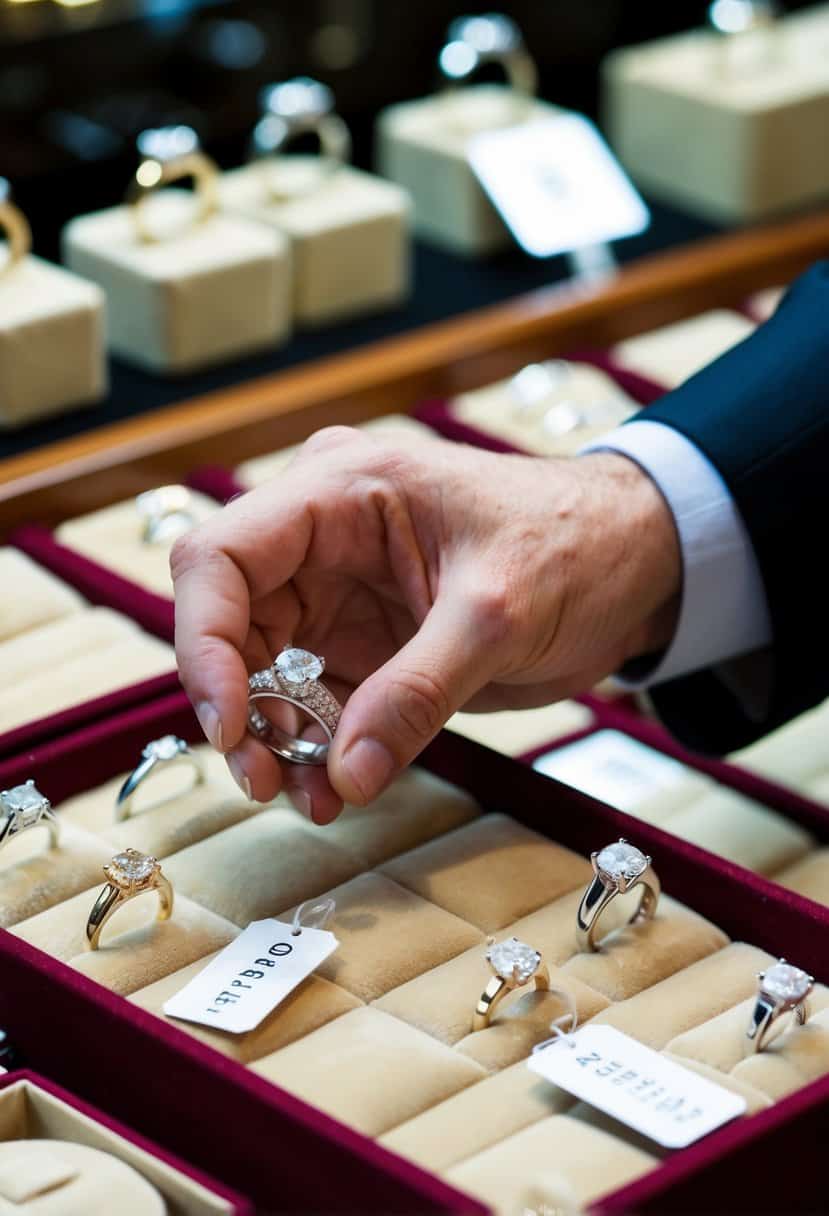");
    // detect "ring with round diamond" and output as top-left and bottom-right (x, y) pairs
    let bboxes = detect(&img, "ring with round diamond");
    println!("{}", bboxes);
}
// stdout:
(128, 125), (219, 243)
(0, 780), (59, 856)
(473, 936), (566, 1032)
(251, 77), (351, 200)
(85, 848), (174, 950)
(576, 838), (661, 953)
(115, 735), (205, 822)
(746, 958), (814, 1054)
(247, 646), (343, 766)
